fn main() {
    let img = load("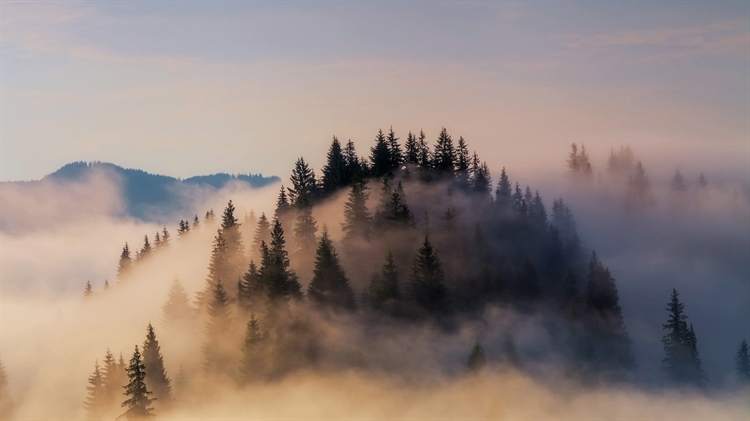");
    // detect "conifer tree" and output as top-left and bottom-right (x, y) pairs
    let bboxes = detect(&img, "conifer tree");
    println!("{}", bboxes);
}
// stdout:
(567, 143), (580, 173)
(404, 131), (420, 165)
(343, 139), (362, 184)
(177, 220), (190, 236)
(203, 280), (234, 378)
(455, 136), (470, 190)
(205, 208), (216, 223)
(671, 170), (687, 193)
(0, 359), (13, 420)
(161, 278), (193, 327)
(387, 127), (403, 171)
(369, 129), (392, 178)
(139, 235), (152, 260)
(83, 281), (94, 299)
(104, 279), (110, 292)
(406, 236), (449, 315)
(626, 161), (655, 211)
(294, 205), (318, 261)
(467, 341), (487, 372)
(470, 152), (492, 197)
(322, 136), (346, 193)
(495, 167), (512, 213)
(238, 261), (264, 312)
(289, 158), (317, 207)
(262, 220), (302, 309)
(516, 260), (541, 302)
(221, 200), (246, 282)
(661, 289), (706, 387)
(551, 198), (581, 259)
(154, 232), (161, 249)
(530, 191), (548, 232)
(117, 243), (134, 282)
(377, 181), (413, 229)
(142, 324), (172, 407)
(606, 146), (635, 179)
(584, 253), (634, 372)
(102, 349), (123, 412)
(433, 127), (455, 176)
(251, 213), (272, 262)
(172, 366), (188, 400)
(307, 229), (356, 311)
(239, 313), (265, 384)
(84, 361), (106, 420)
(736, 340), (750, 384)
(341, 182), (372, 242)
(362, 252), (401, 311)
(417, 129), (431, 170)
(193, 215), (200, 229)
(274, 186), (292, 221)
(160, 226), (170, 248)
(200, 229), (228, 307)
(120, 346), (155, 420)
